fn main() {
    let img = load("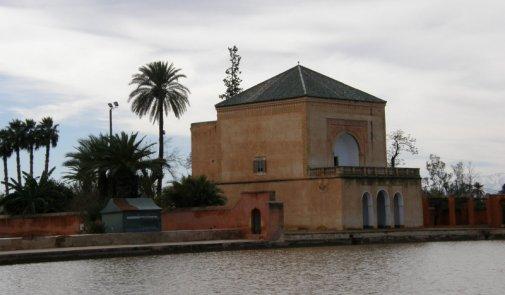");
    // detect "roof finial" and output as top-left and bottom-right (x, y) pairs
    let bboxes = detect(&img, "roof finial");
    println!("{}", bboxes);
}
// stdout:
(297, 61), (300, 66)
